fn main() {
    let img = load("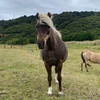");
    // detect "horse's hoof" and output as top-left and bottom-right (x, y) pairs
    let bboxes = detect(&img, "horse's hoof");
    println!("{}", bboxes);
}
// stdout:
(55, 80), (58, 83)
(58, 91), (64, 96)
(47, 87), (52, 96)
(47, 93), (52, 96)
(47, 92), (52, 96)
